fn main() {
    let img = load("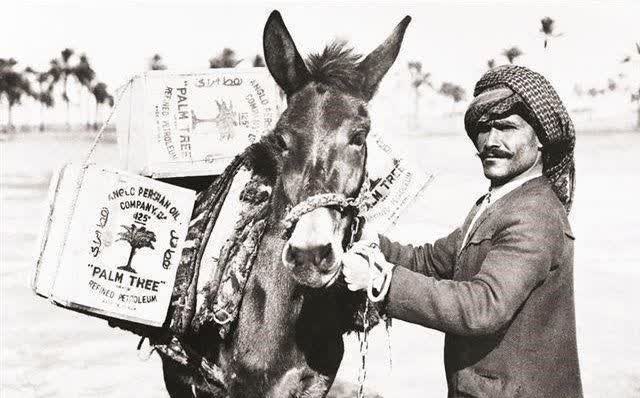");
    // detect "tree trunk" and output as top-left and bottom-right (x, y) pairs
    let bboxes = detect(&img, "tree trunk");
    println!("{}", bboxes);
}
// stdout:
(40, 103), (45, 132)
(7, 104), (12, 130)
(126, 247), (136, 268)
(94, 101), (99, 131)
(118, 247), (137, 273)
(39, 81), (45, 132)
(64, 75), (70, 131)
(83, 87), (91, 131)
(413, 90), (420, 130)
